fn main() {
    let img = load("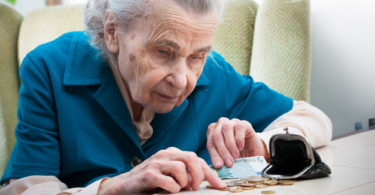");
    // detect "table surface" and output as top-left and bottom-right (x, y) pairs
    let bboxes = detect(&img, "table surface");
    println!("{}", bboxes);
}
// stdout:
(168, 130), (375, 195)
